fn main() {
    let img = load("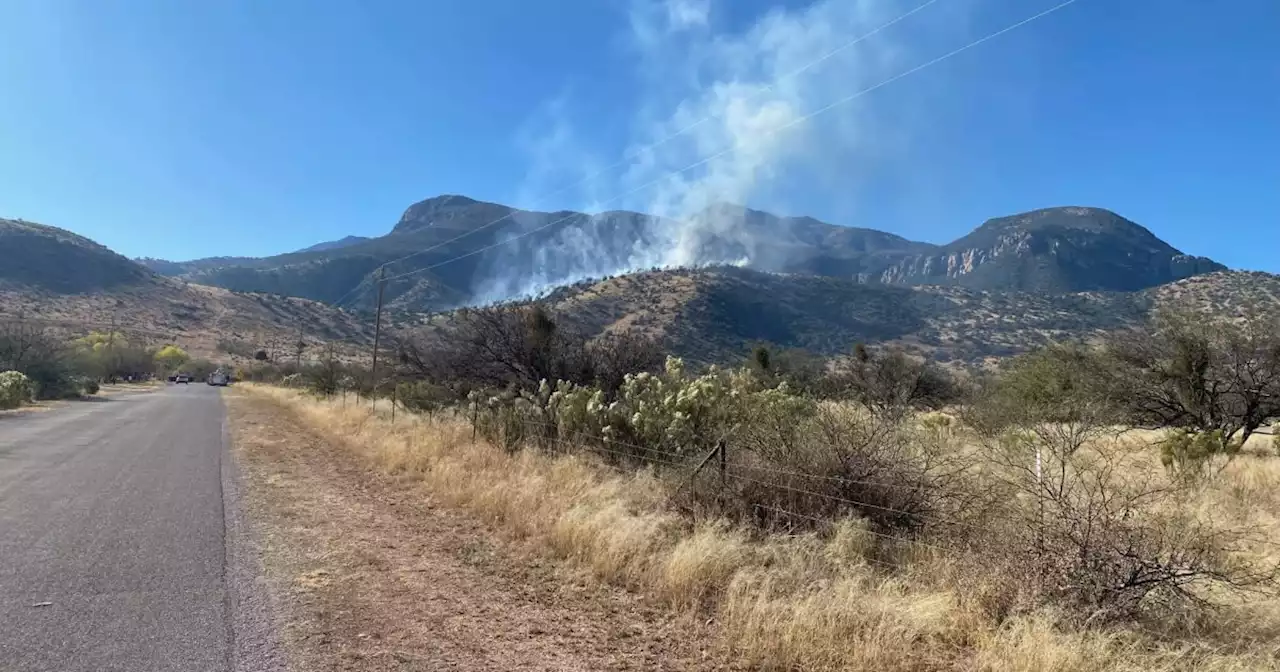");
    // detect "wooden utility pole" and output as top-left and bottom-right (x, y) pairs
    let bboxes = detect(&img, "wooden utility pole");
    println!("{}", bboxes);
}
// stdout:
(107, 314), (117, 383)
(295, 325), (304, 368)
(369, 266), (387, 398)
